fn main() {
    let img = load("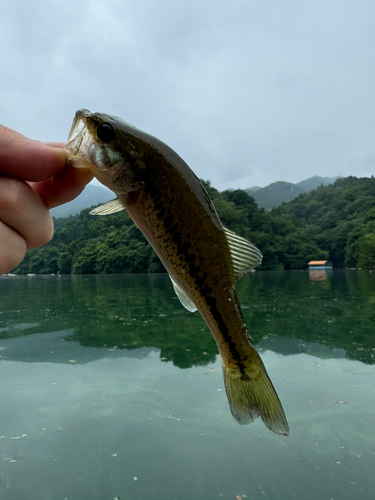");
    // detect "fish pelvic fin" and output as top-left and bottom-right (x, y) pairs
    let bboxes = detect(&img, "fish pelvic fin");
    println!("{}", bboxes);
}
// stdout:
(222, 356), (289, 436)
